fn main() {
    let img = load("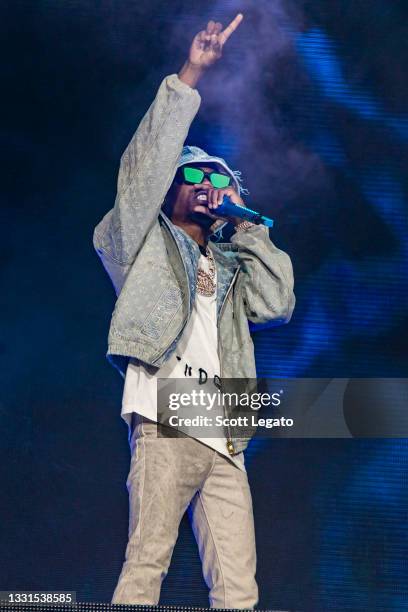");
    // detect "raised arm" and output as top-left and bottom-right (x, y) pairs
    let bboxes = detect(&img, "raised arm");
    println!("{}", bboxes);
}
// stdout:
(93, 76), (200, 268)
(93, 14), (244, 271)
